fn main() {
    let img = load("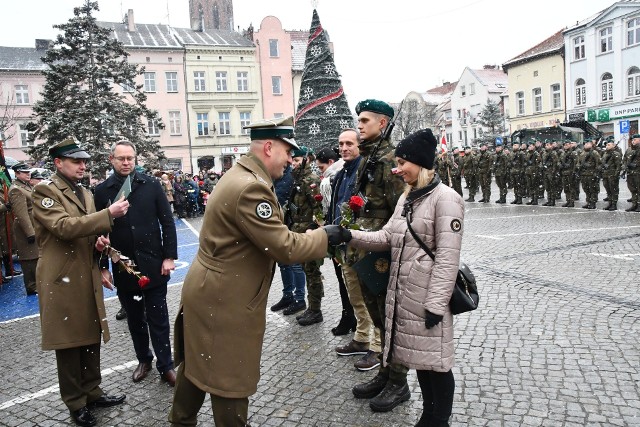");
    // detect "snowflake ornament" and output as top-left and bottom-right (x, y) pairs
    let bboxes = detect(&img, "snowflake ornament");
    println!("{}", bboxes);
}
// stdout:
(340, 119), (350, 129)
(303, 86), (314, 100)
(324, 64), (336, 75)
(309, 122), (321, 135)
(325, 104), (337, 115)
(310, 45), (322, 57)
